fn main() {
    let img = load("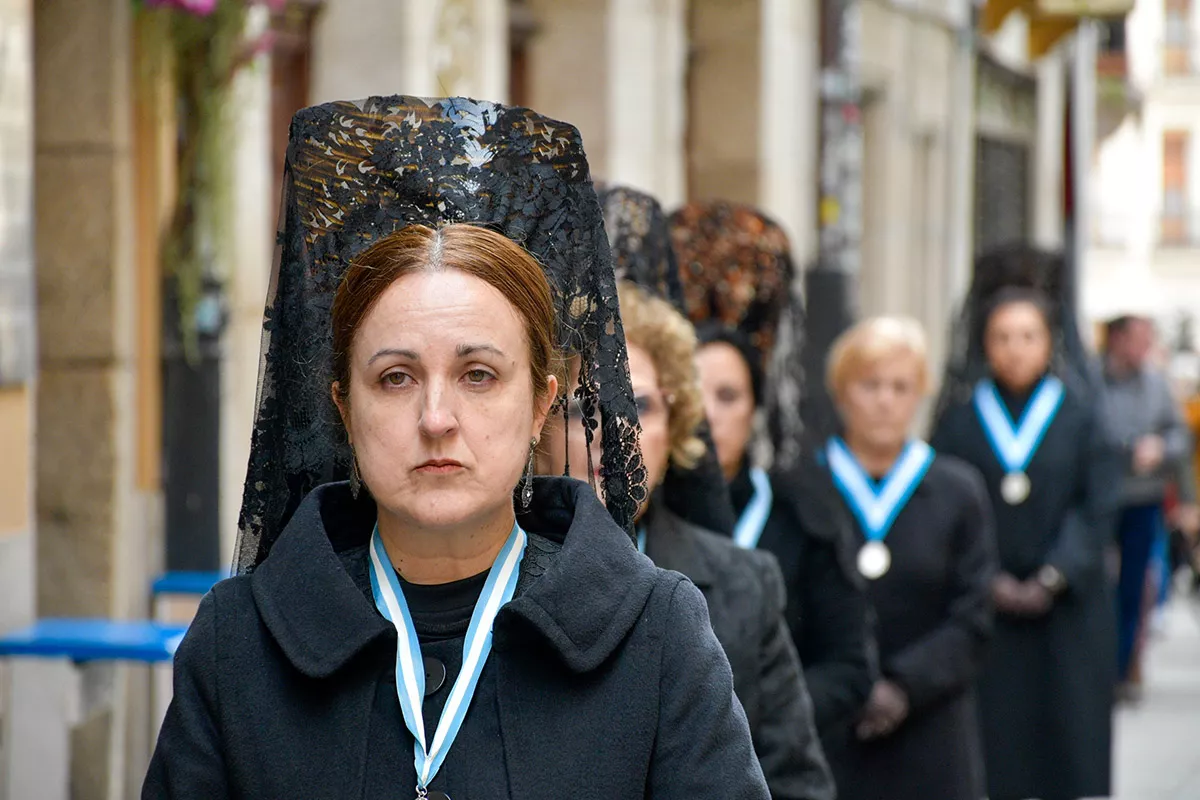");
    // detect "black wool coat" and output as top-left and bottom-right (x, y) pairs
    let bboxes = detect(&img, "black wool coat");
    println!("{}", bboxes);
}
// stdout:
(828, 455), (997, 800)
(143, 478), (770, 799)
(643, 505), (835, 800)
(932, 383), (1119, 800)
(729, 462), (875, 737)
